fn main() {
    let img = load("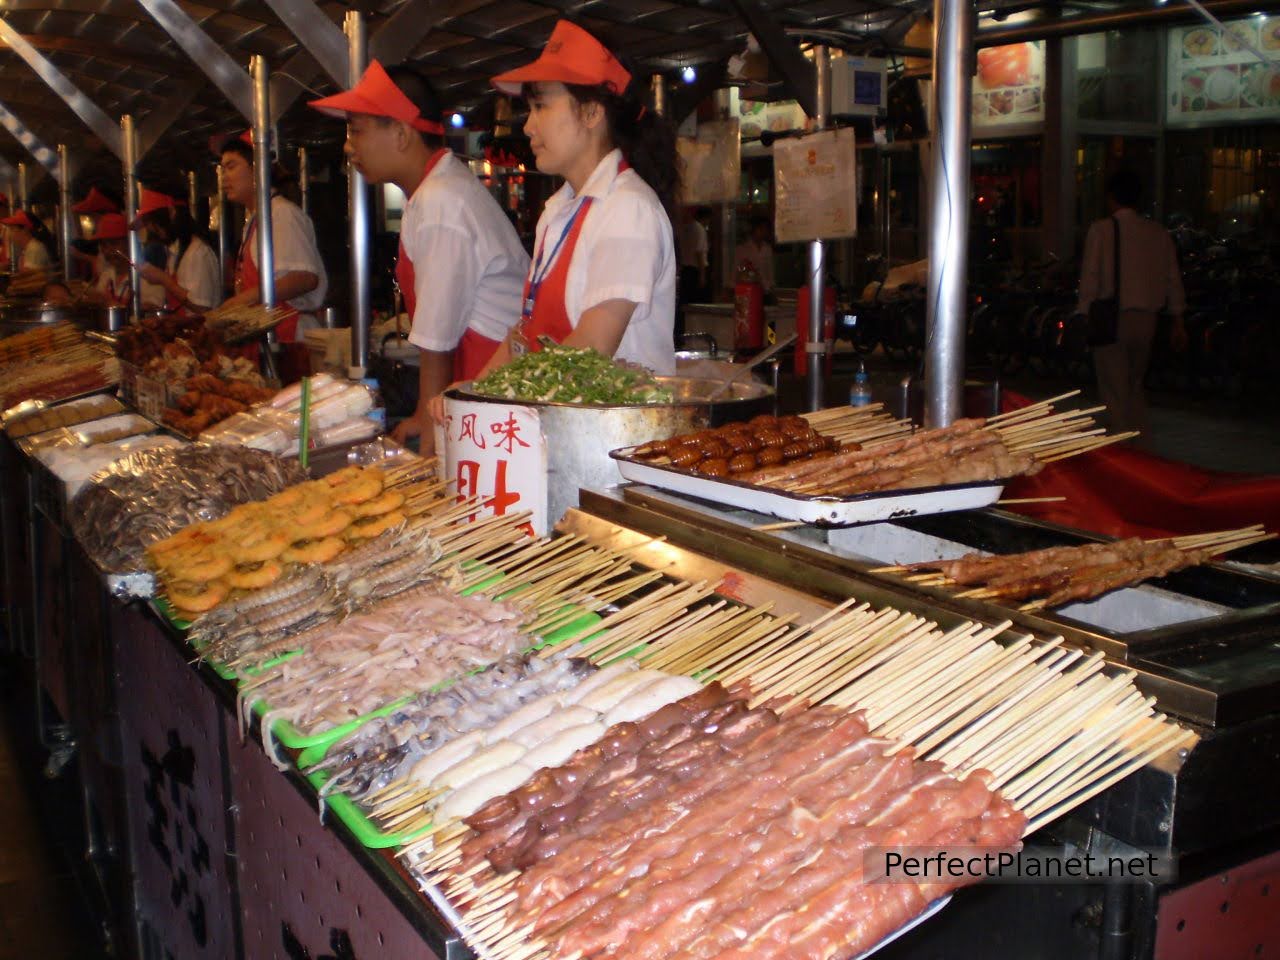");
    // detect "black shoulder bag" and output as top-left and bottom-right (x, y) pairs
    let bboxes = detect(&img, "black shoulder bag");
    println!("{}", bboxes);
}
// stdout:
(1087, 216), (1121, 348)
